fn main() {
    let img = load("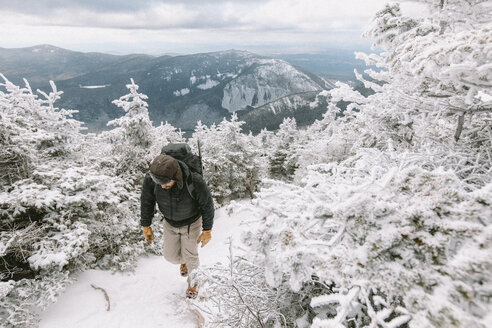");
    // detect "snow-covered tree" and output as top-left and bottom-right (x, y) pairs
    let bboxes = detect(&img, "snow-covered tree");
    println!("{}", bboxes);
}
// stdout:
(295, 103), (359, 185)
(268, 118), (301, 181)
(0, 78), (148, 327)
(0, 75), (82, 186)
(106, 78), (153, 177)
(344, 0), (492, 186)
(149, 121), (186, 156)
(190, 115), (264, 203)
(108, 78), (152, 147)
(361, 0), (491, 122)
(192, 1), (492, 327)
